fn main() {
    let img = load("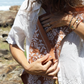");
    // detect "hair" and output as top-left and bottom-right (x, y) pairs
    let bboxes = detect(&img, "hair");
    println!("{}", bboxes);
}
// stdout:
(65, 0), (84, 8)
(36, 0), (66, 11)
